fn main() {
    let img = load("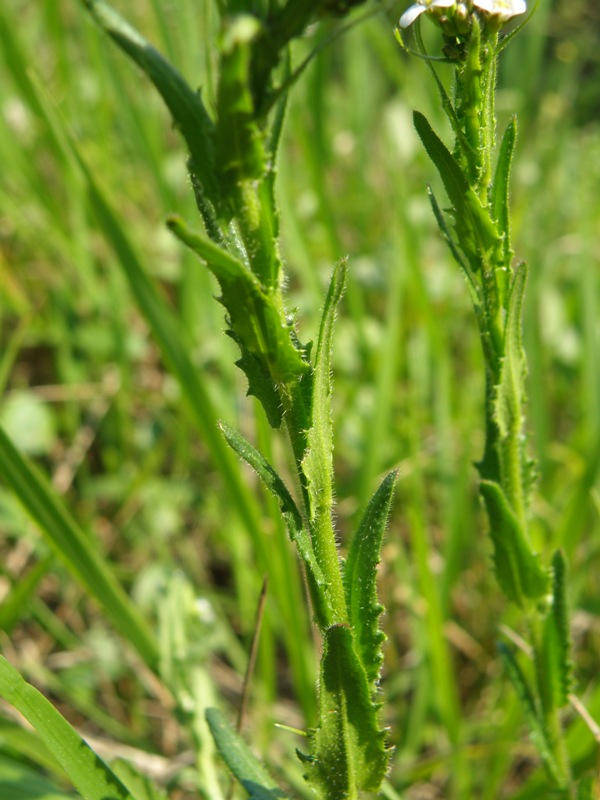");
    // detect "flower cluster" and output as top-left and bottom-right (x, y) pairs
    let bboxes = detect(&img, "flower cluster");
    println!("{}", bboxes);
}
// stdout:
(399, 0), (526, 29)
